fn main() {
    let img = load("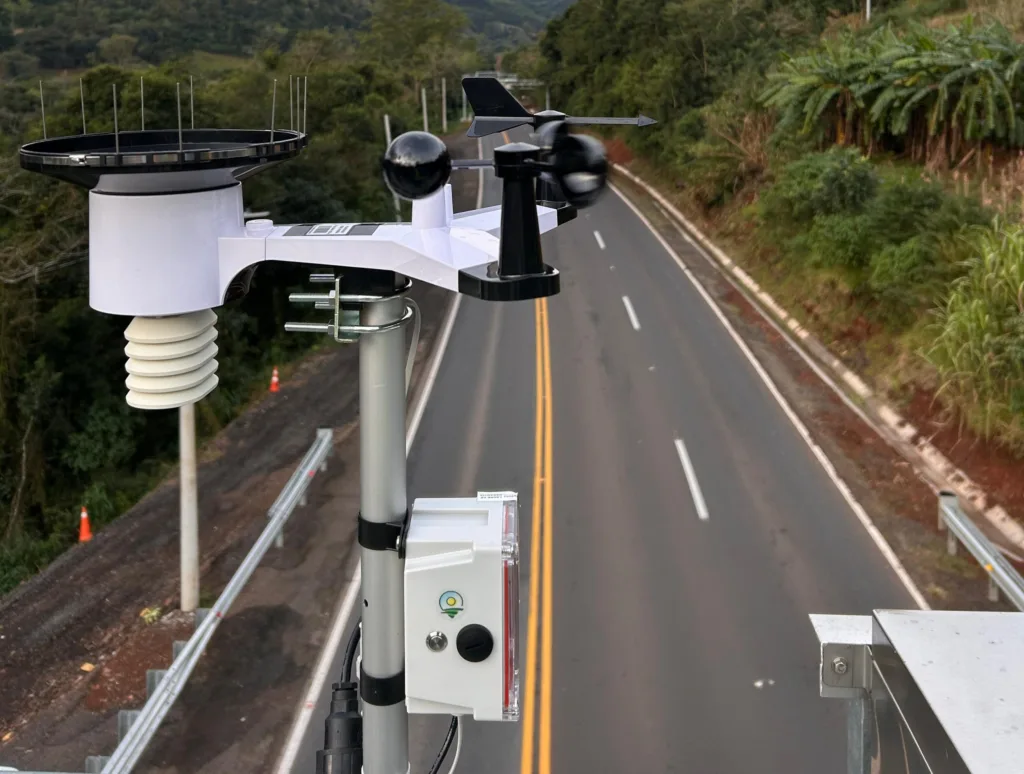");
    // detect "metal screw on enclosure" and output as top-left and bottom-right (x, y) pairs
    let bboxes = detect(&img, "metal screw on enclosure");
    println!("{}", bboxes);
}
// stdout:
(832, 656), (849, 675)
(426, 631), (448, 652)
